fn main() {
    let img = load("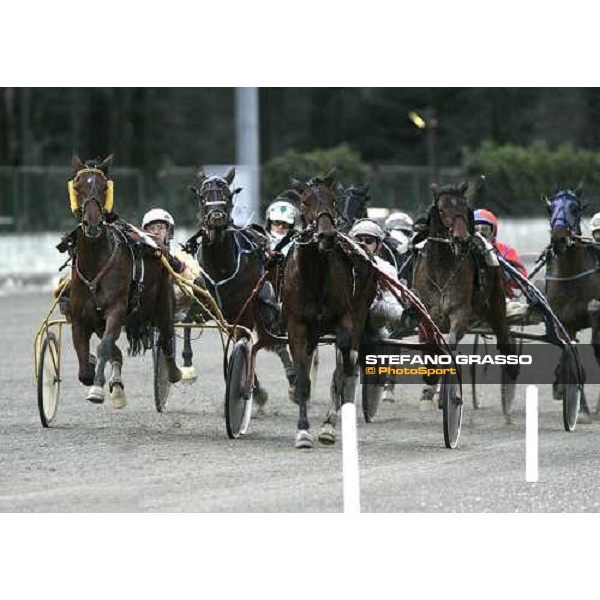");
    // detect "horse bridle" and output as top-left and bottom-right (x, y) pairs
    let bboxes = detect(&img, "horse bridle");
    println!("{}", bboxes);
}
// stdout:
(302, 179), (337, 231)
(198, 177), (235, 229)
(70, 167), (111, 222)
(336, 188), (368, 230)
(549, 191), (581, 245)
